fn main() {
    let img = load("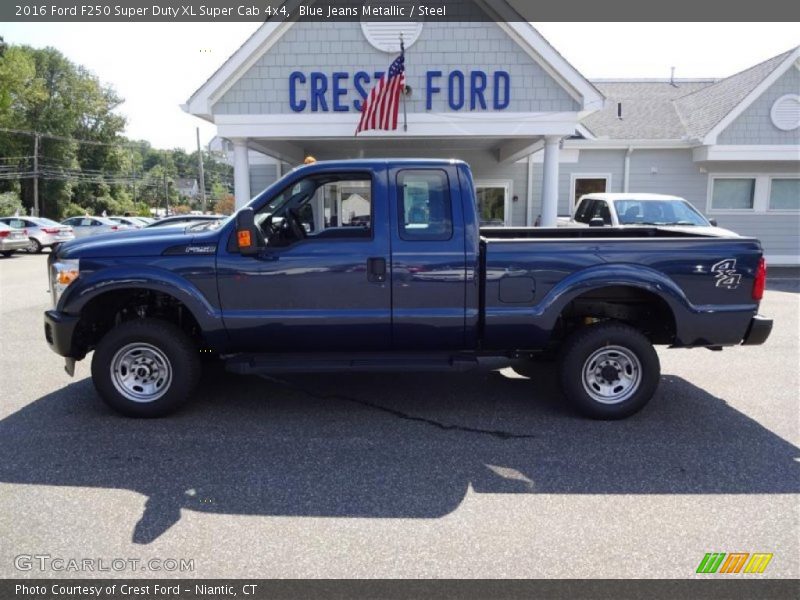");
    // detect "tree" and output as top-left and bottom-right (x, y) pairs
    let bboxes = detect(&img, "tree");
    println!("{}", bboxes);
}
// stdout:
(214, 194), (235, 215)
